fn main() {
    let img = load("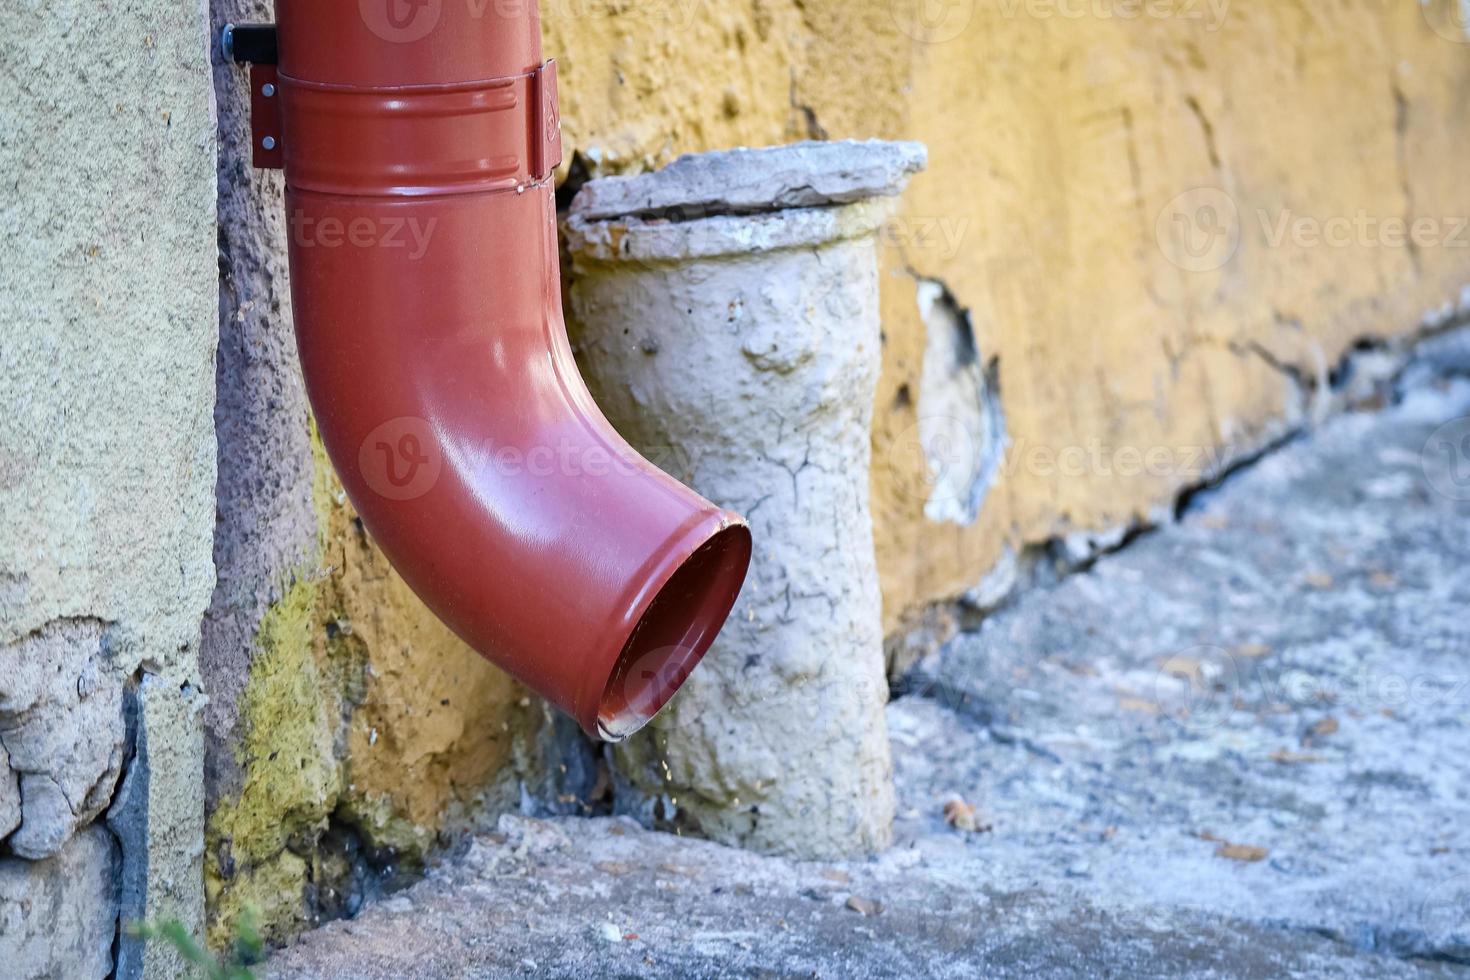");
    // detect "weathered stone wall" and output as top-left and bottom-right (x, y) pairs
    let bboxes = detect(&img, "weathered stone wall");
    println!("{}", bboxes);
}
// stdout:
(193, 0), (1470, 951)
(0, 0), (218, 975)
